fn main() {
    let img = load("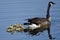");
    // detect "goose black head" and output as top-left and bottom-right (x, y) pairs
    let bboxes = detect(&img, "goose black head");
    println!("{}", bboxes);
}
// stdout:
(49, 1), (55, 6)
